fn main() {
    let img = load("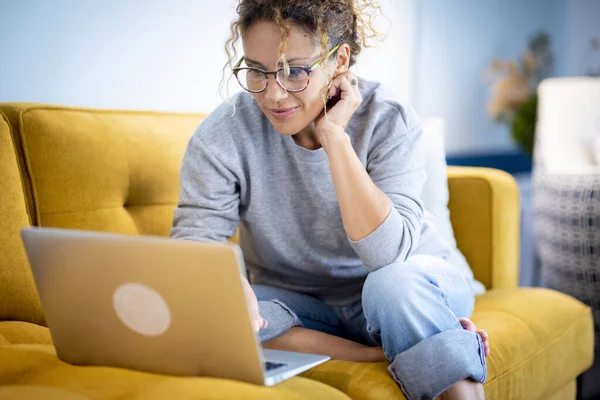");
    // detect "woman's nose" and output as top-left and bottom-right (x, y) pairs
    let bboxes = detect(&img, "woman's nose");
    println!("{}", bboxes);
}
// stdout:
(263, 75), (288, 102)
